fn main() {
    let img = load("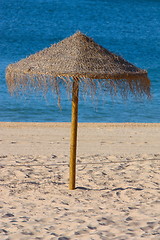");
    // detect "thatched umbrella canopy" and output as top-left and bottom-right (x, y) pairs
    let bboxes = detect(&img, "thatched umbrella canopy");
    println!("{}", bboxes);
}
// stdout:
(6, 32), (150, 190)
